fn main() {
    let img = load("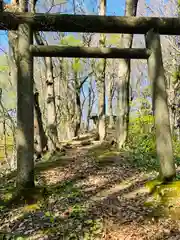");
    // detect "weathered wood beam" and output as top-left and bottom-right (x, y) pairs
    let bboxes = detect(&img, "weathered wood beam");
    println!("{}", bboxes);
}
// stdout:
(1, 12), (180, 34)
(16, 22), (34, 189)
(30, 45), (150, 59)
